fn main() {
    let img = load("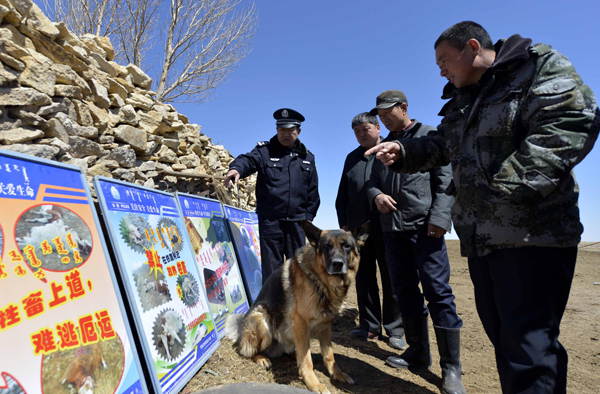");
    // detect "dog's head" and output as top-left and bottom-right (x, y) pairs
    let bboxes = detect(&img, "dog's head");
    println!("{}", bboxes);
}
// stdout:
(301, 221), (368, 276)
